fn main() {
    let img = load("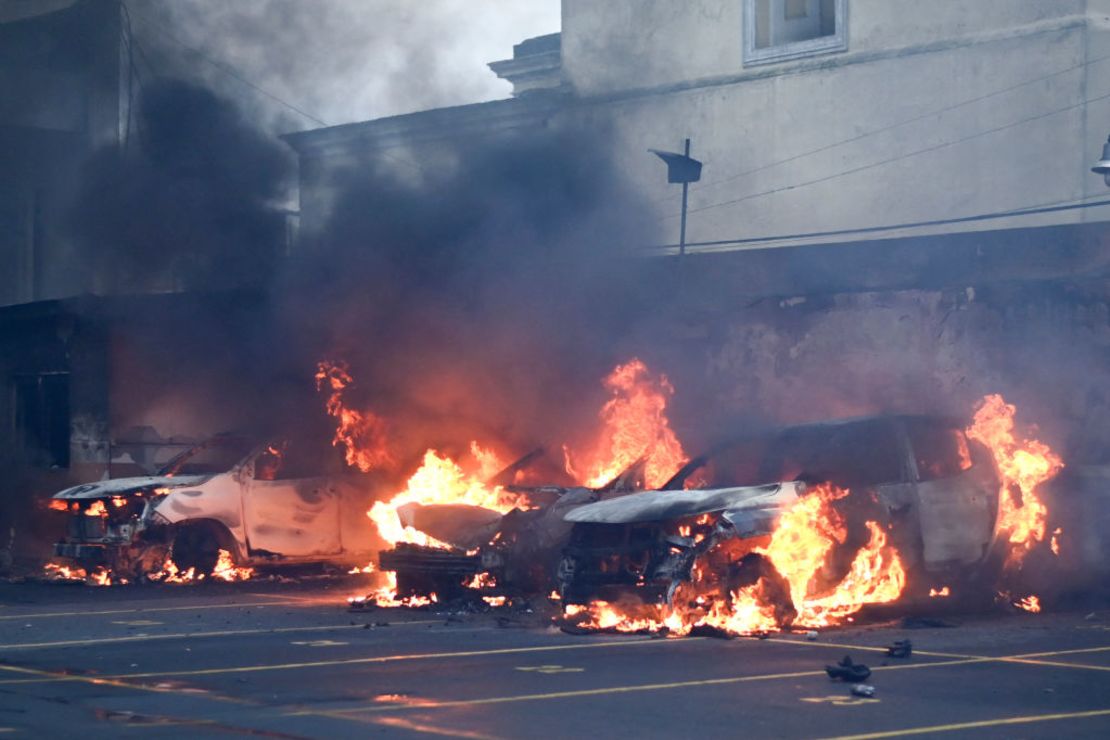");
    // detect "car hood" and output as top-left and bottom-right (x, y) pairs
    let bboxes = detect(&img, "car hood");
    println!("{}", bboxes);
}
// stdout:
(52, 474), (211, 500)
(563, 481), (803, 525)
